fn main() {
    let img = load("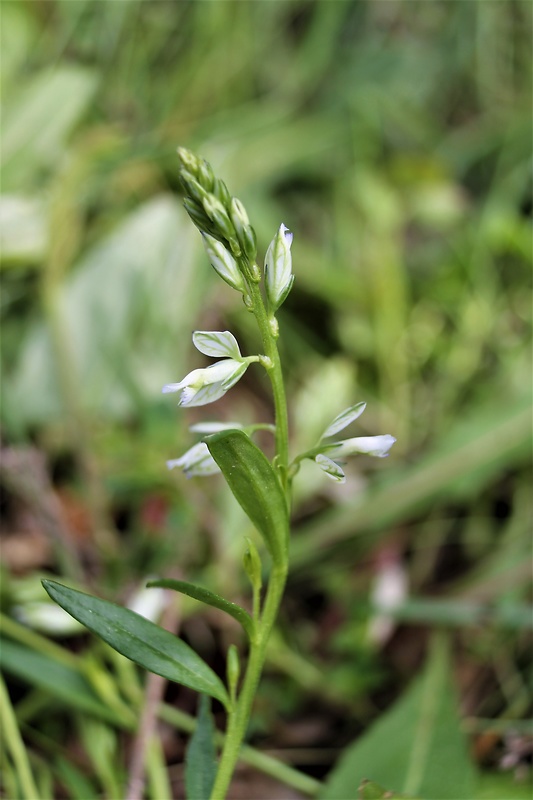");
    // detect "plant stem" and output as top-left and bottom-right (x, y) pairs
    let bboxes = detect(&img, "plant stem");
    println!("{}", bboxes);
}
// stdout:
(246, 278), (290, 485)
(210, 562), (288, 800)
(210, 270), (291, 799)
